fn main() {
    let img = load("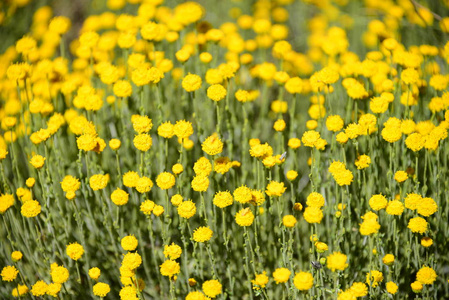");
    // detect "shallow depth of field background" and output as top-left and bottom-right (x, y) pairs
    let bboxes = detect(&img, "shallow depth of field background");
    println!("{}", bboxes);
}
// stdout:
(1, 0), (449, 299)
